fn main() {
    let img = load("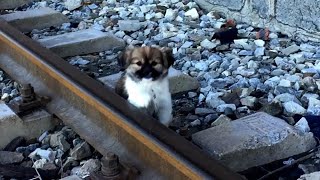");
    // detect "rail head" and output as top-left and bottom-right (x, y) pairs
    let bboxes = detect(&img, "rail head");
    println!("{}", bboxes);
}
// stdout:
(0, 19), (245, 180)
